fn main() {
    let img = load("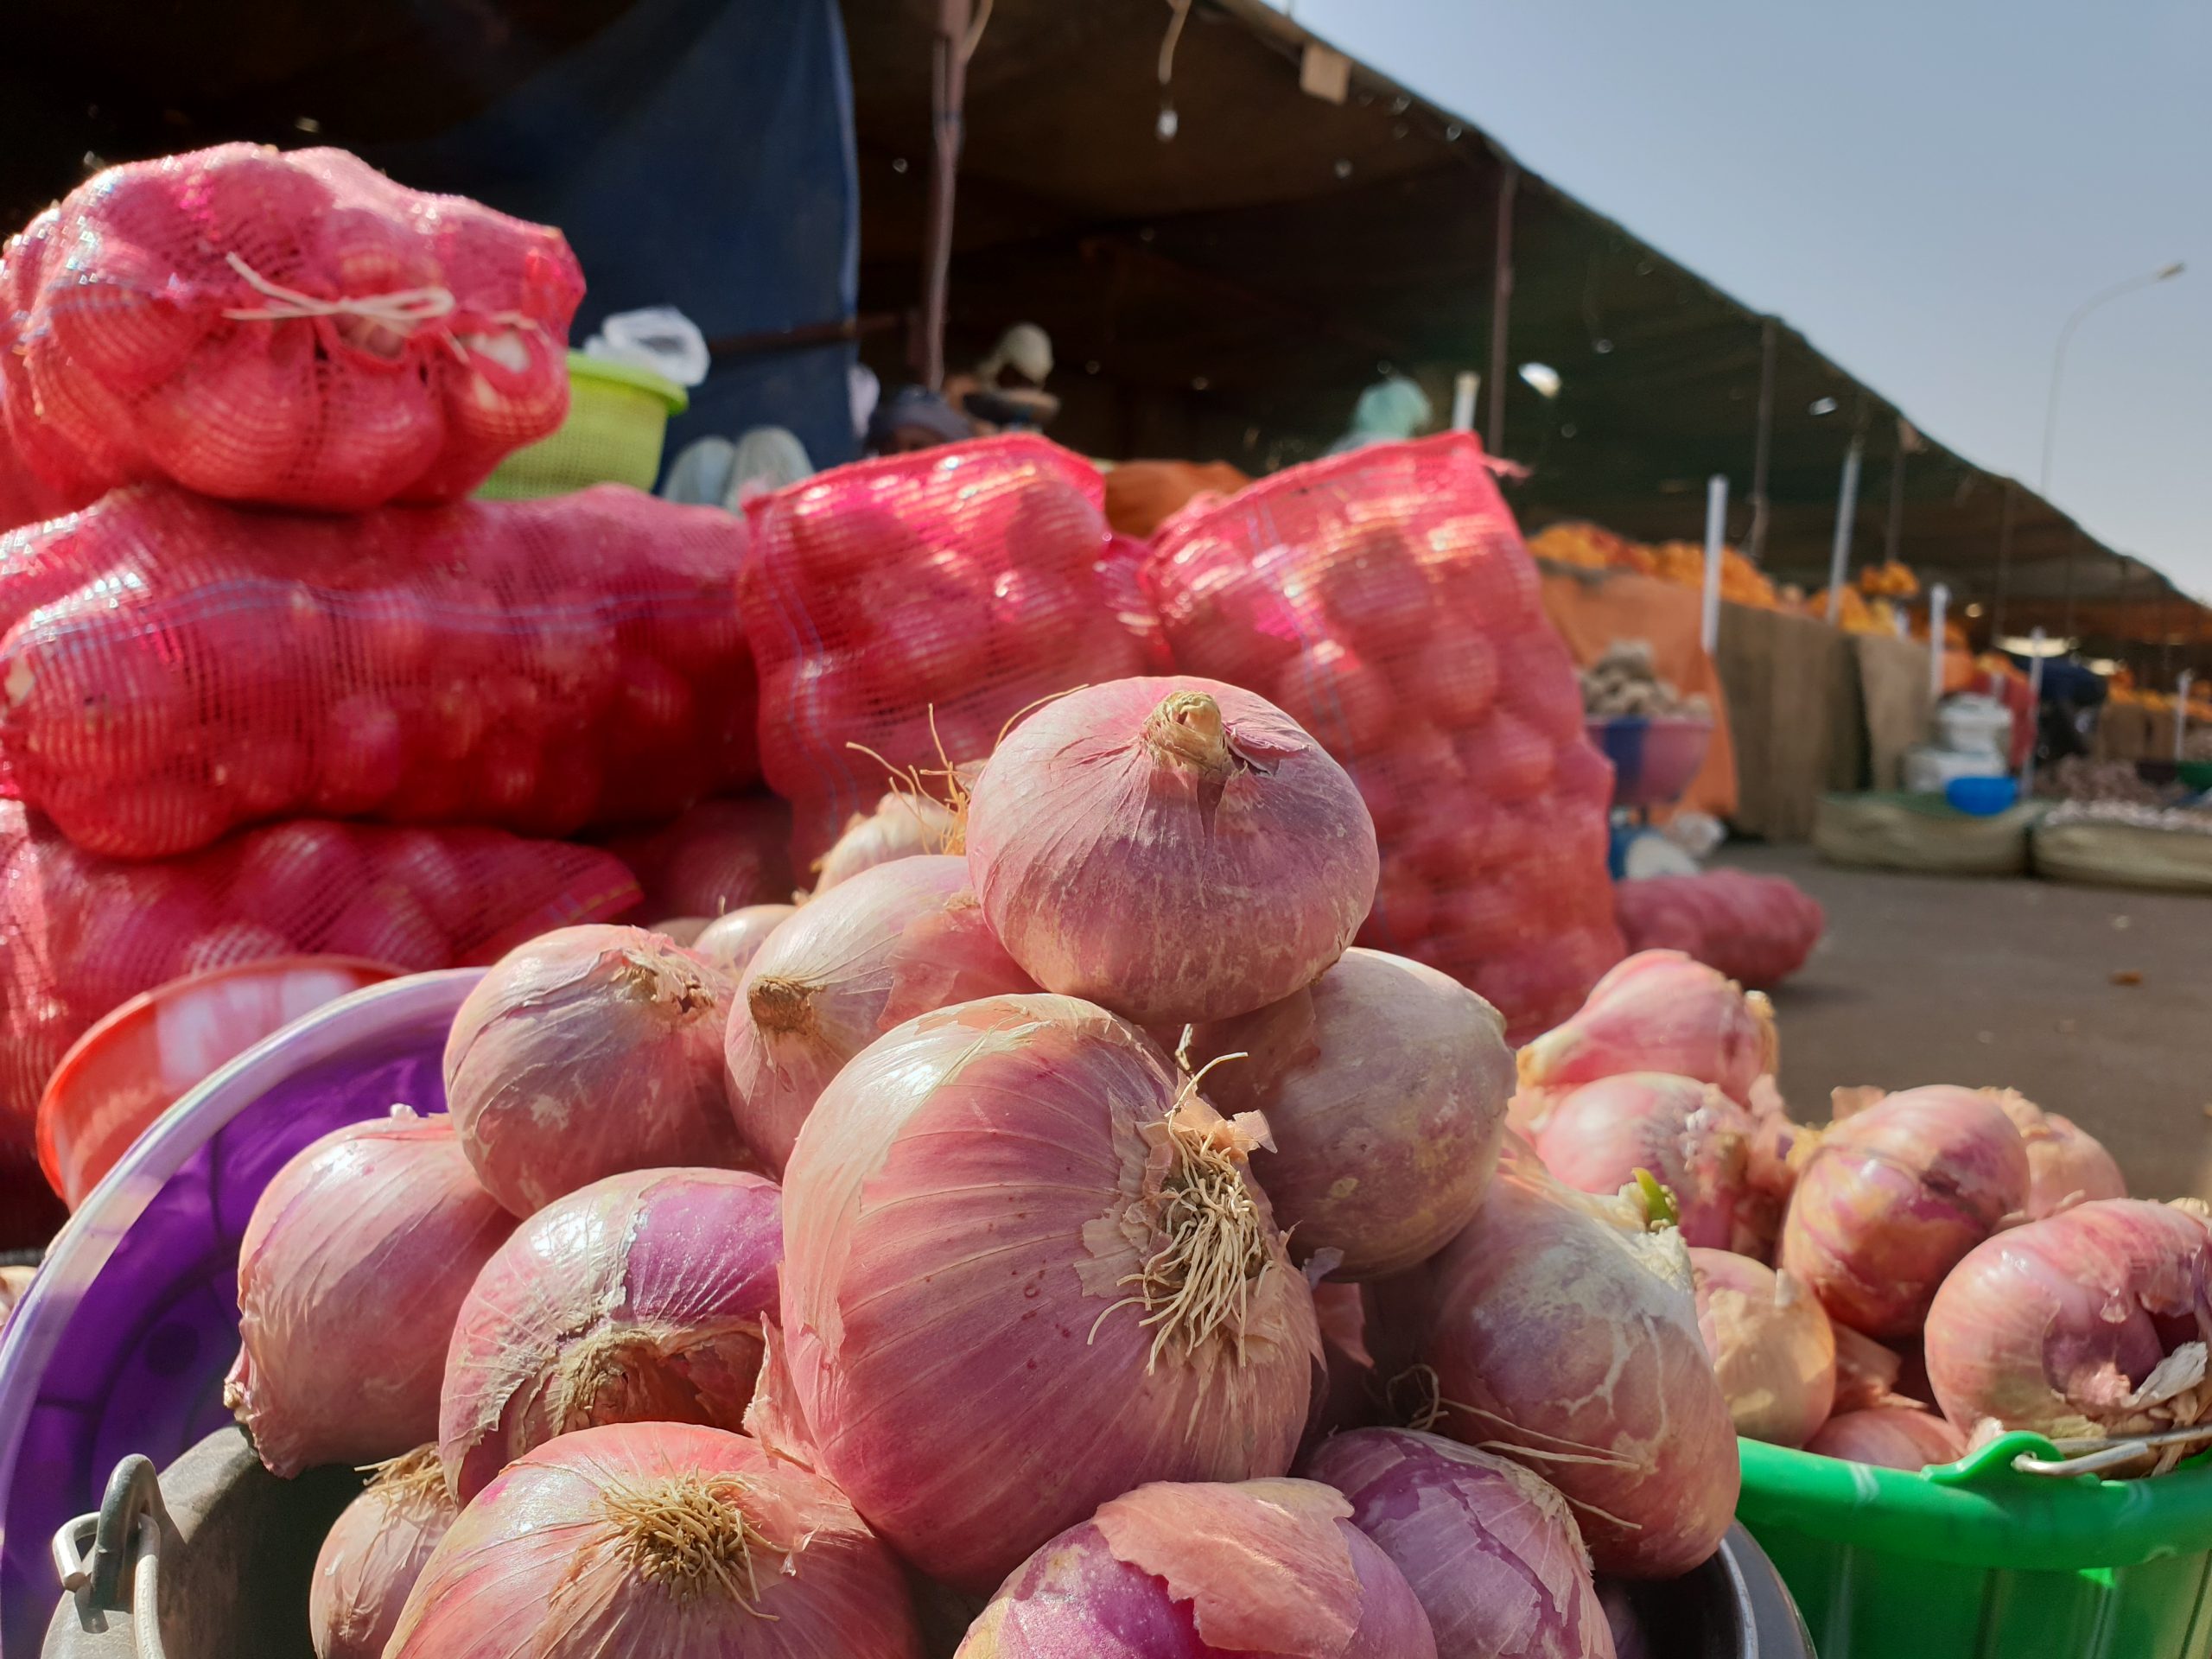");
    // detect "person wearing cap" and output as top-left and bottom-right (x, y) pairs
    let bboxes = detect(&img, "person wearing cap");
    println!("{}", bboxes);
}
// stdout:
(944, 322), (1061, 433)
(865, 385), (976, 455)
